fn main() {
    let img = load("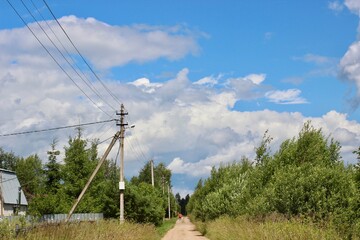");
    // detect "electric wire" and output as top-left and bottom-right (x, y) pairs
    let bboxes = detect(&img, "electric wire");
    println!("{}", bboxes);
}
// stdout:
(125, 137), (148, 167)
(6, 0), (112, 118)
(115, 140), (120, 164)
(42, 0), (122, 105)
(20, 0), (116, 112)
(87, 118), (115, 141)
(124, 109), (150, 162)
(0, 119), (116, 137)
(27, 0), (116, 112)
(98, 134), (117, 146)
